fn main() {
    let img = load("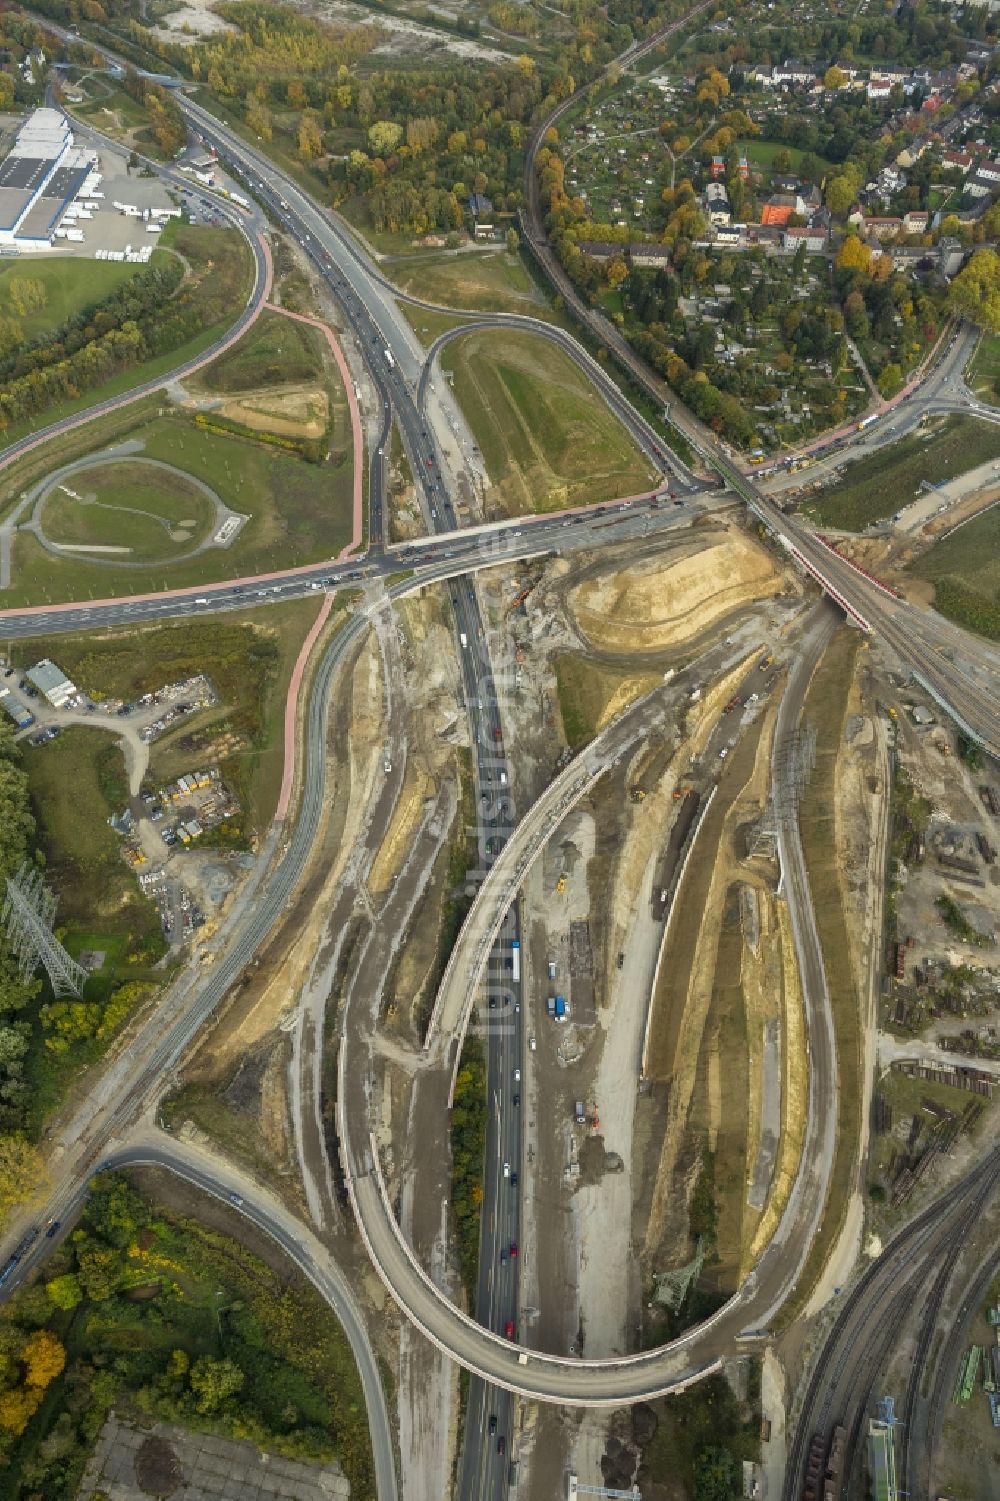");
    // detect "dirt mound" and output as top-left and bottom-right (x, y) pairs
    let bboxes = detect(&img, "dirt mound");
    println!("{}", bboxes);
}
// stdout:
(219, 382), (329, 439)
(566, 530), (780, 654)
